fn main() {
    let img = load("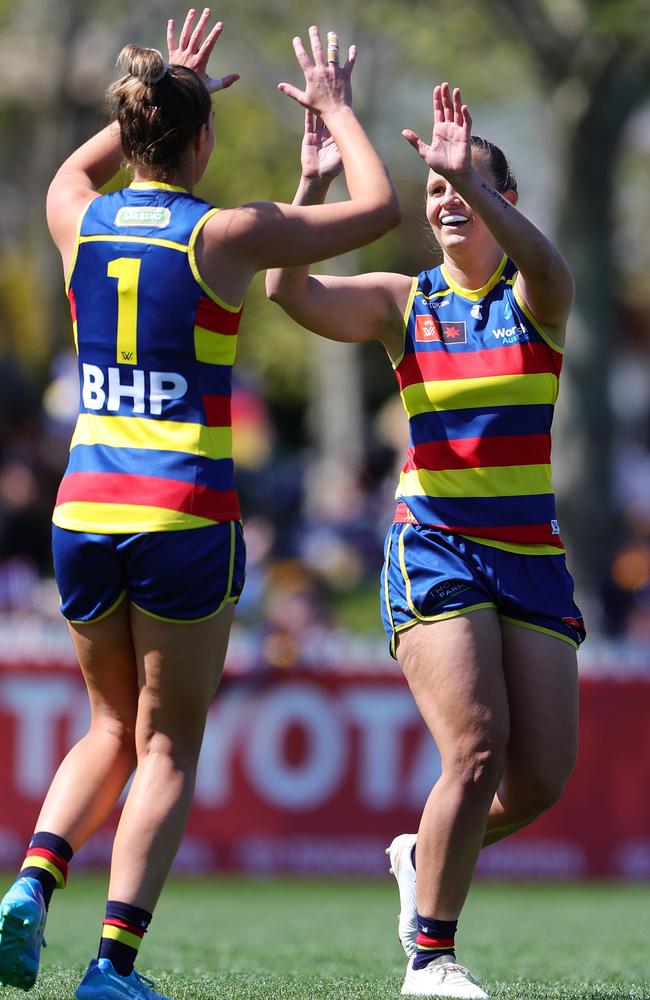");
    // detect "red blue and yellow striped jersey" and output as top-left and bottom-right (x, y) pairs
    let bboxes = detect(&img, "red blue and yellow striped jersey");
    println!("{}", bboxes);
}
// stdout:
(393, 255), (565, 554)
(53, 182), (243, 533)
